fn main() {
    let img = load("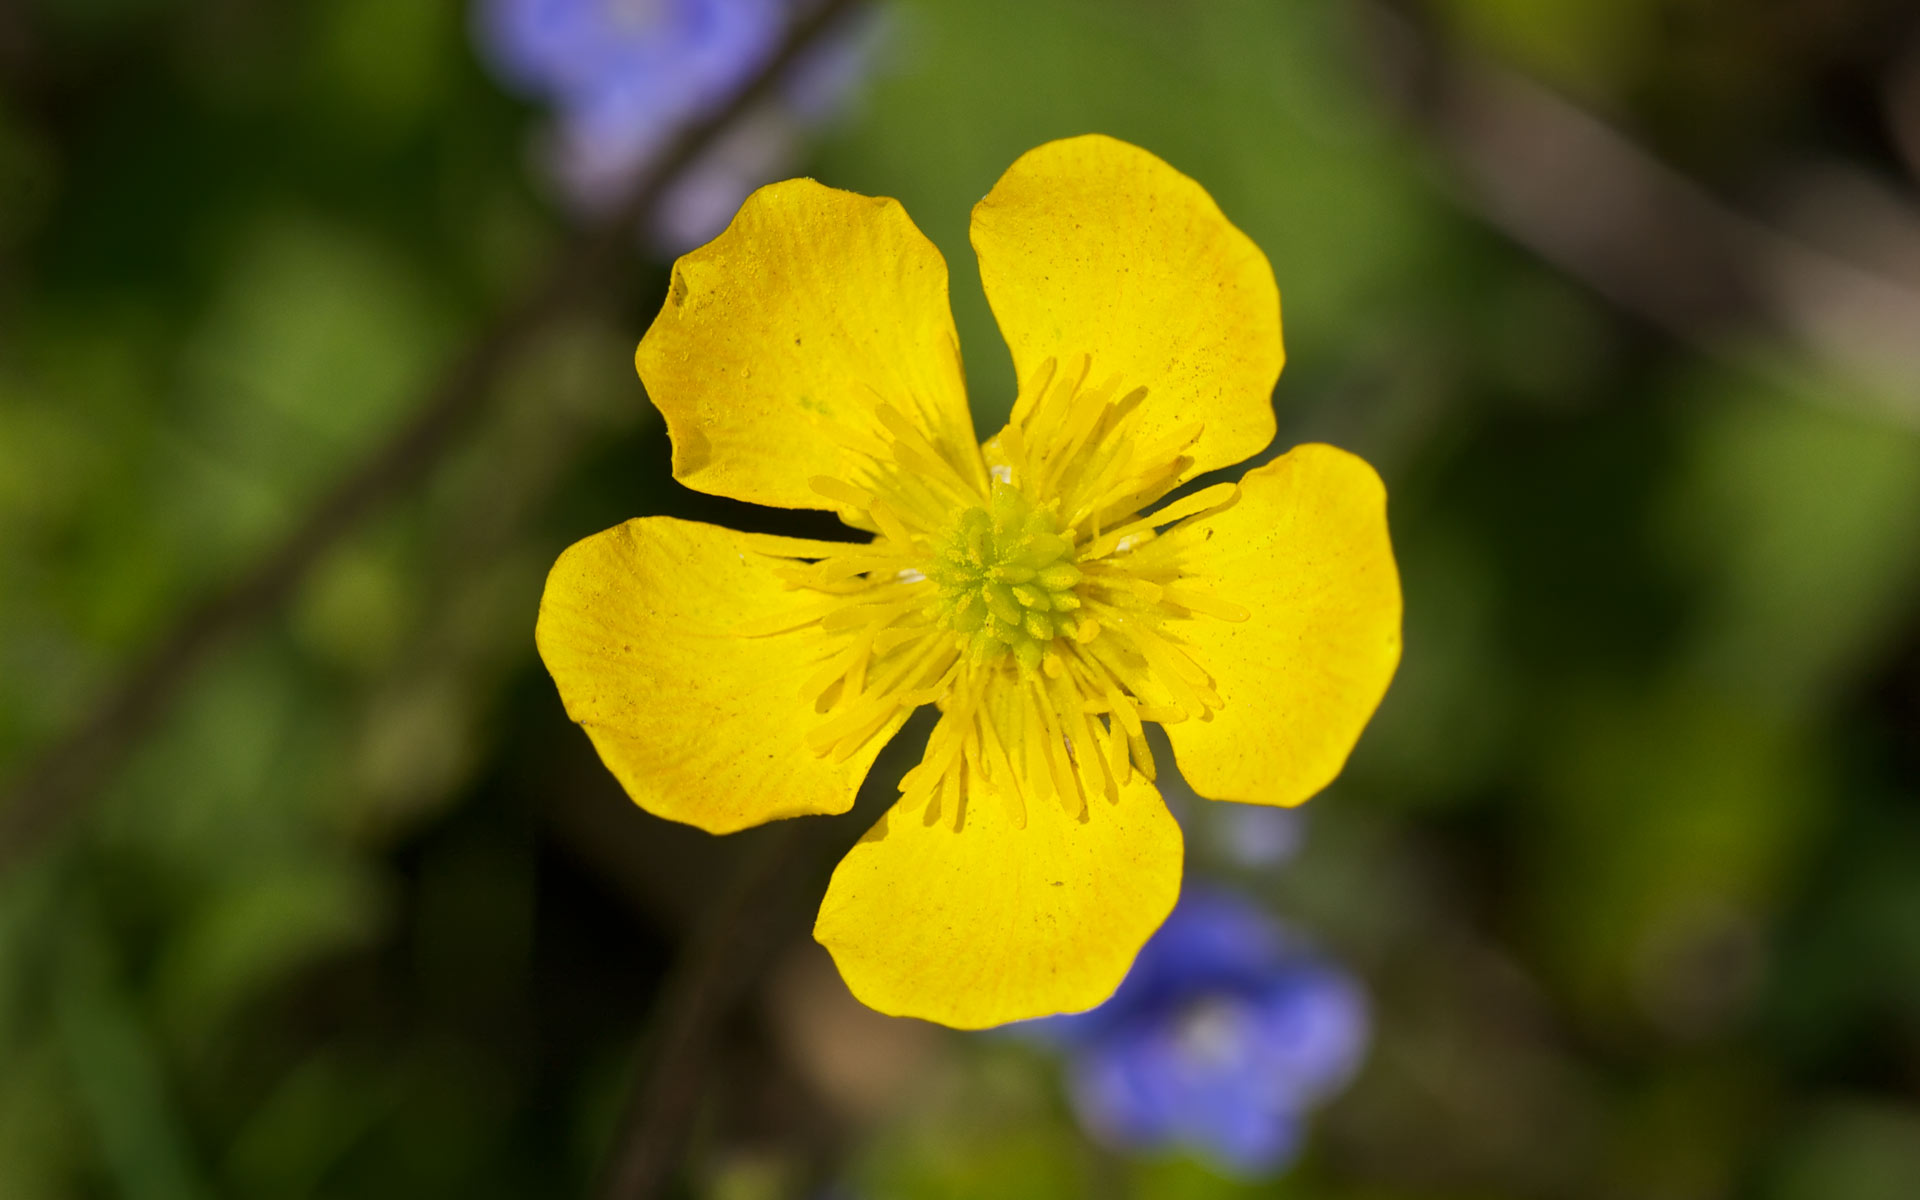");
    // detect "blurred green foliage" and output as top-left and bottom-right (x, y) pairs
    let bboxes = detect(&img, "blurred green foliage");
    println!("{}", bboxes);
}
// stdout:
(4, 0), (1920, 1197)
